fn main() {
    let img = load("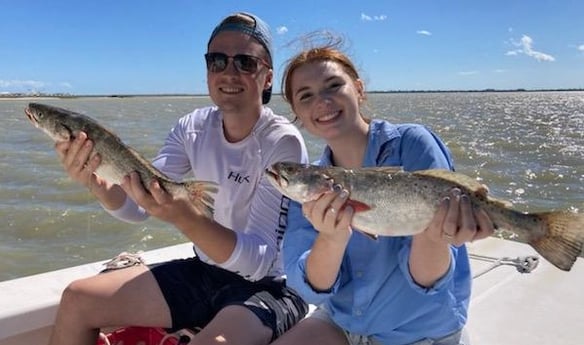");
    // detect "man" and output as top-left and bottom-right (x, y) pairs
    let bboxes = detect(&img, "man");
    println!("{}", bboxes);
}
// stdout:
(49, 12), (309, 345)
